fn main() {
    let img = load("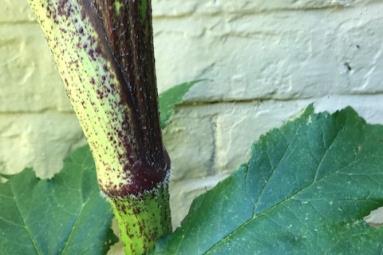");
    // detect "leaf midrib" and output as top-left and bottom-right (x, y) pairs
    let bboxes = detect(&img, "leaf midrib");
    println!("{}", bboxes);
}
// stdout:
(203, 158), (369, 254)
(10, 182), (43, 255)
(61, 163), (93, 255)
(203, 123), (351, 254)
(61, 195), (92, 254)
